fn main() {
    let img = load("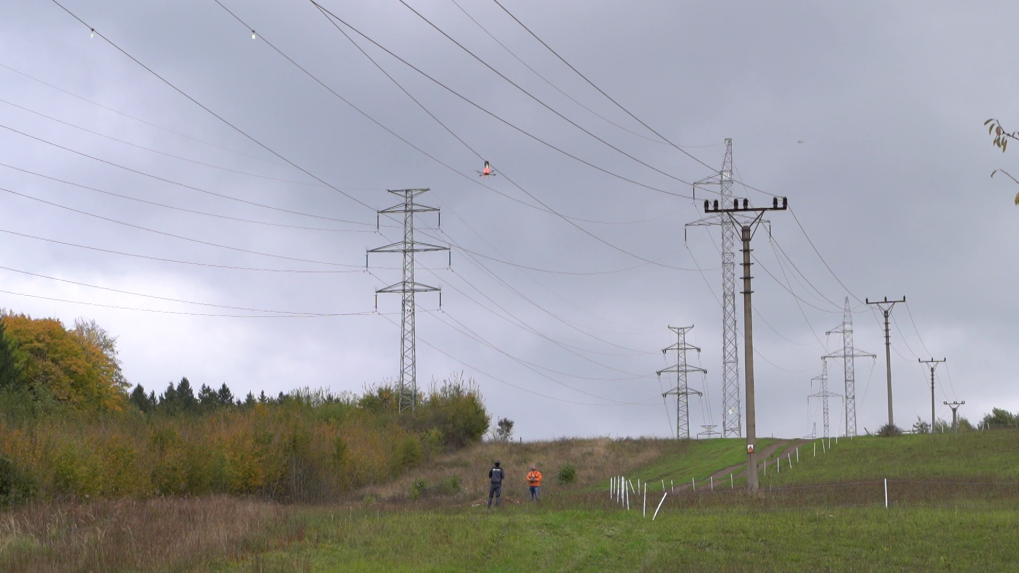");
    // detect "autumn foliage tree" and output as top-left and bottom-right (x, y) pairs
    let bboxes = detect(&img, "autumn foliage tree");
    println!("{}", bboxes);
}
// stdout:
(0, 312), (128, 412)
